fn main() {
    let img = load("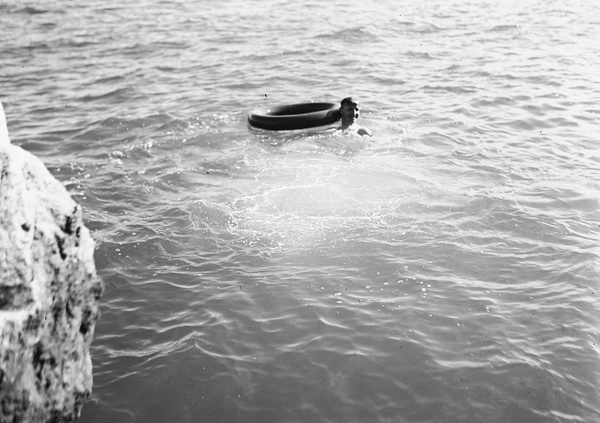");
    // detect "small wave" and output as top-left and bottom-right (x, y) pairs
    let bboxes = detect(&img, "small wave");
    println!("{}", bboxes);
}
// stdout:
(516, 182), (600, 215)
(63, 39), (99, 49)
(444, 64), (462, 72)
(395, 20), (416, 27)
(395, 19), (443, 34)
(316, 26), (380, 43)
(489, 24), (520, 32)
(22, 41), (52, 52)
(472, 71), (519, 81)
(406, 51), (436, 60)
(91, 74), (127, 85)
(77, 87), (135, 103)
(422, 85), (478, 94)
(503, 117), (555, 131)
(156, 66), (176, 72)
(370, 75), (407, 86)
(17, 6), (49, 15)
(523, 74), (563, 87)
